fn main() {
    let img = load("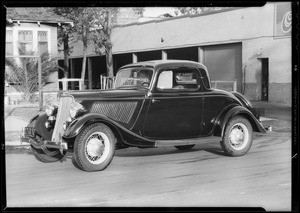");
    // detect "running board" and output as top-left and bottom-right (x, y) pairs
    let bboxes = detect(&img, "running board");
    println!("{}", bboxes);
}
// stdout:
(155, 136), (220, 147)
